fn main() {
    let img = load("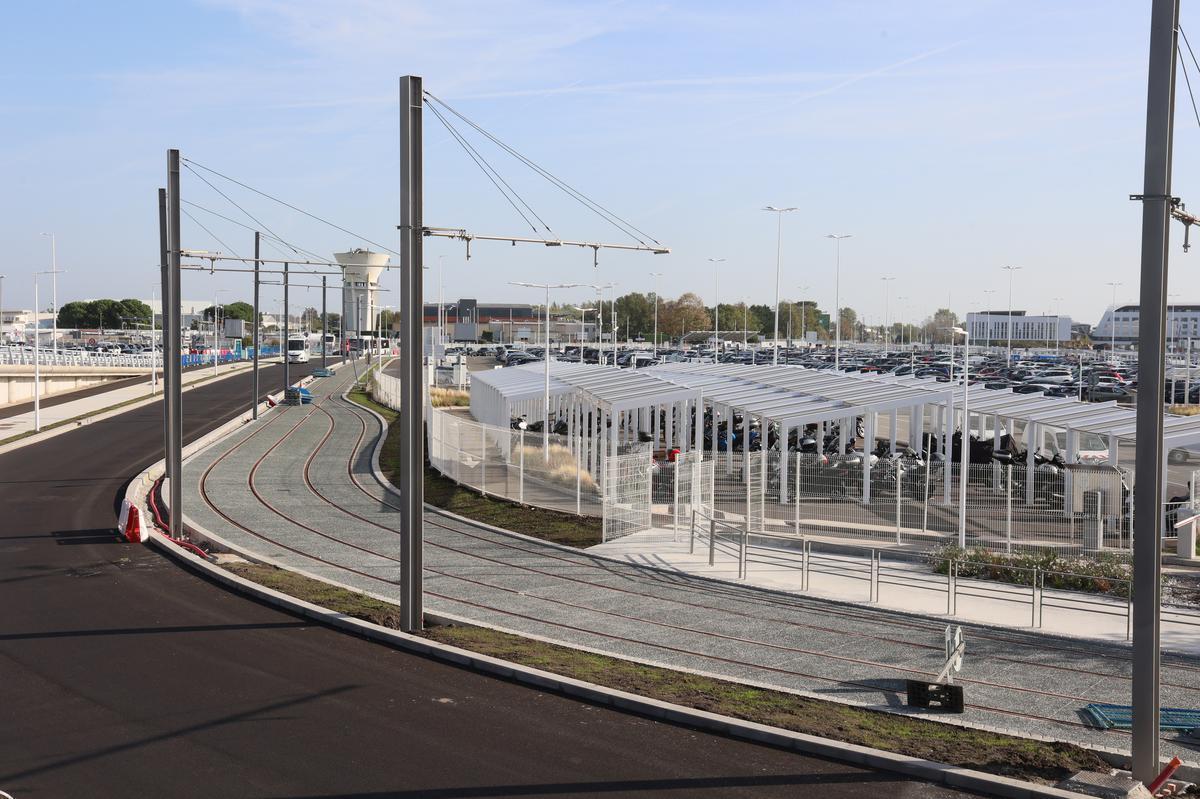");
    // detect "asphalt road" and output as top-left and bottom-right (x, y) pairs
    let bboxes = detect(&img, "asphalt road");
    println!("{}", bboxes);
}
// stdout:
(0, 358), (972, 798)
